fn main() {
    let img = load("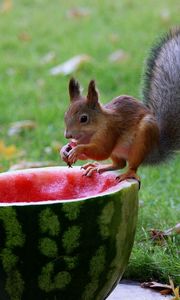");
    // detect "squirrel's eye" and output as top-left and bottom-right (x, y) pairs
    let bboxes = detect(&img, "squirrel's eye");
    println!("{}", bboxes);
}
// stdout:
(79, 114), (89, 123)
